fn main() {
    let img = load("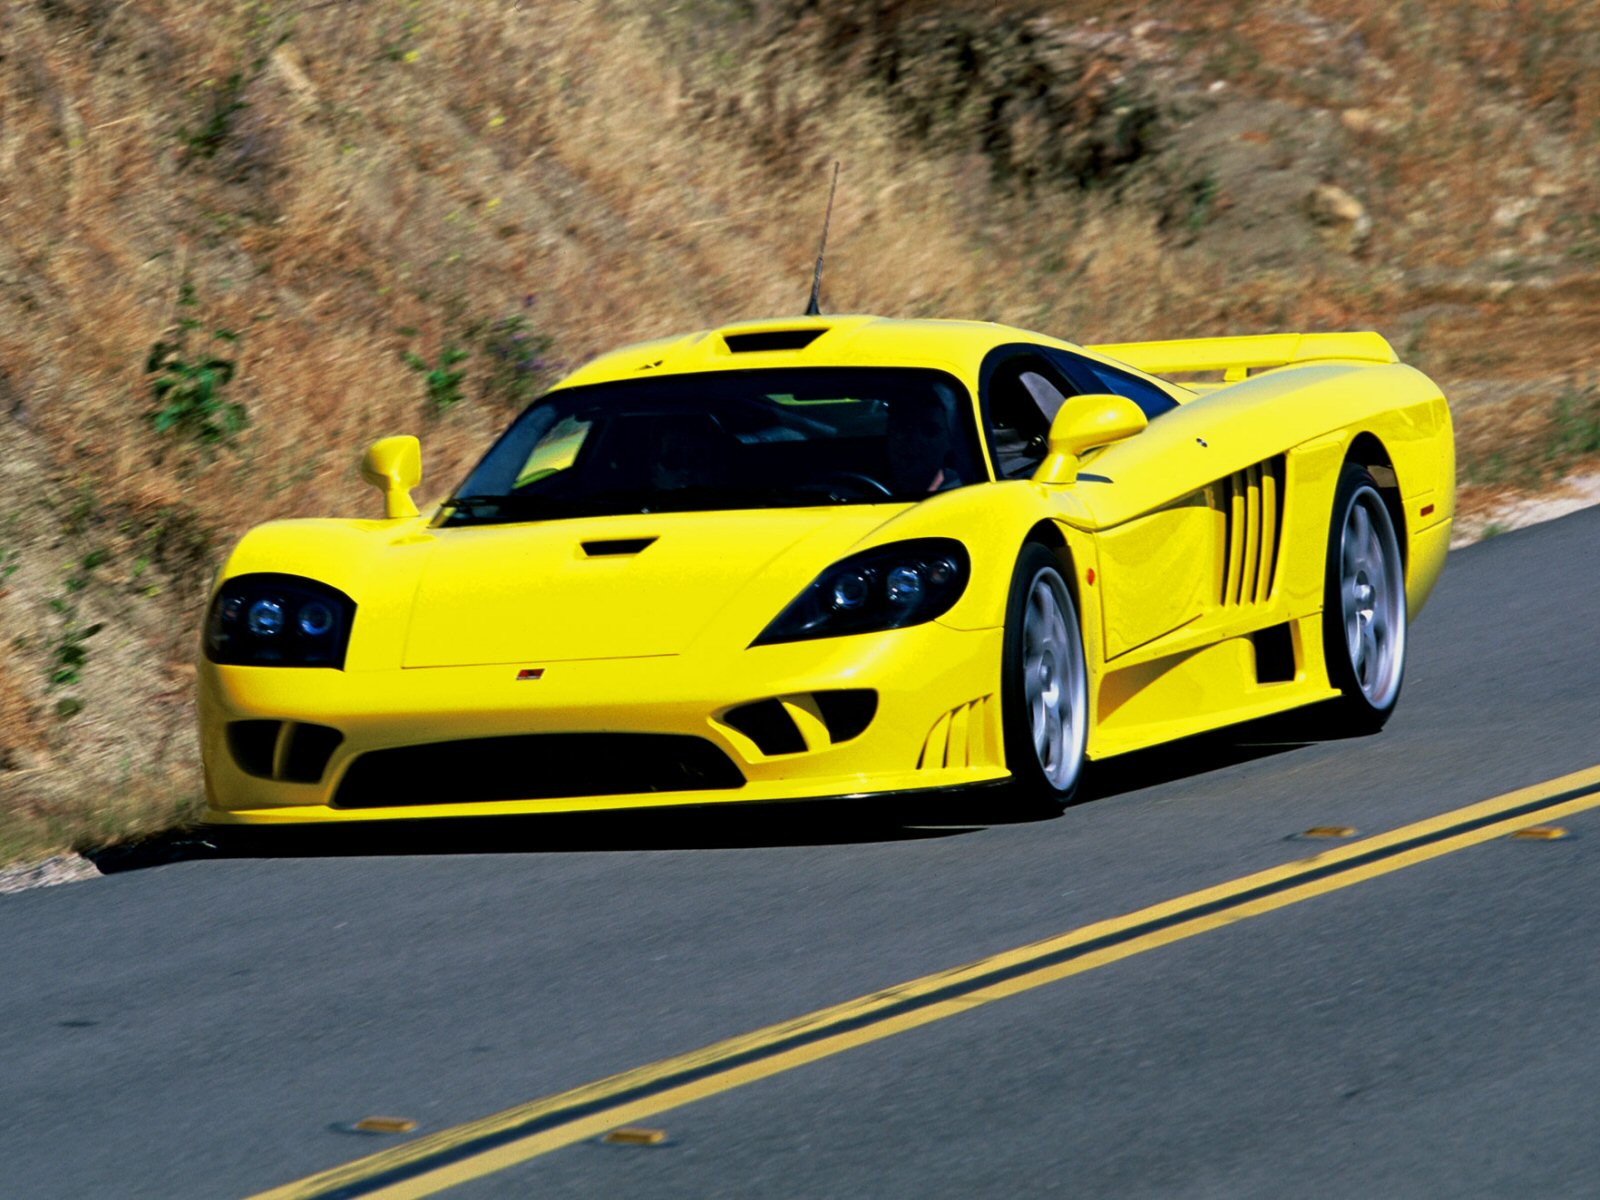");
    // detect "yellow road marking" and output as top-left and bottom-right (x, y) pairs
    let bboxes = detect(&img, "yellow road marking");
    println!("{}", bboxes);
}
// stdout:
(252, 762), (1600, 1200)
